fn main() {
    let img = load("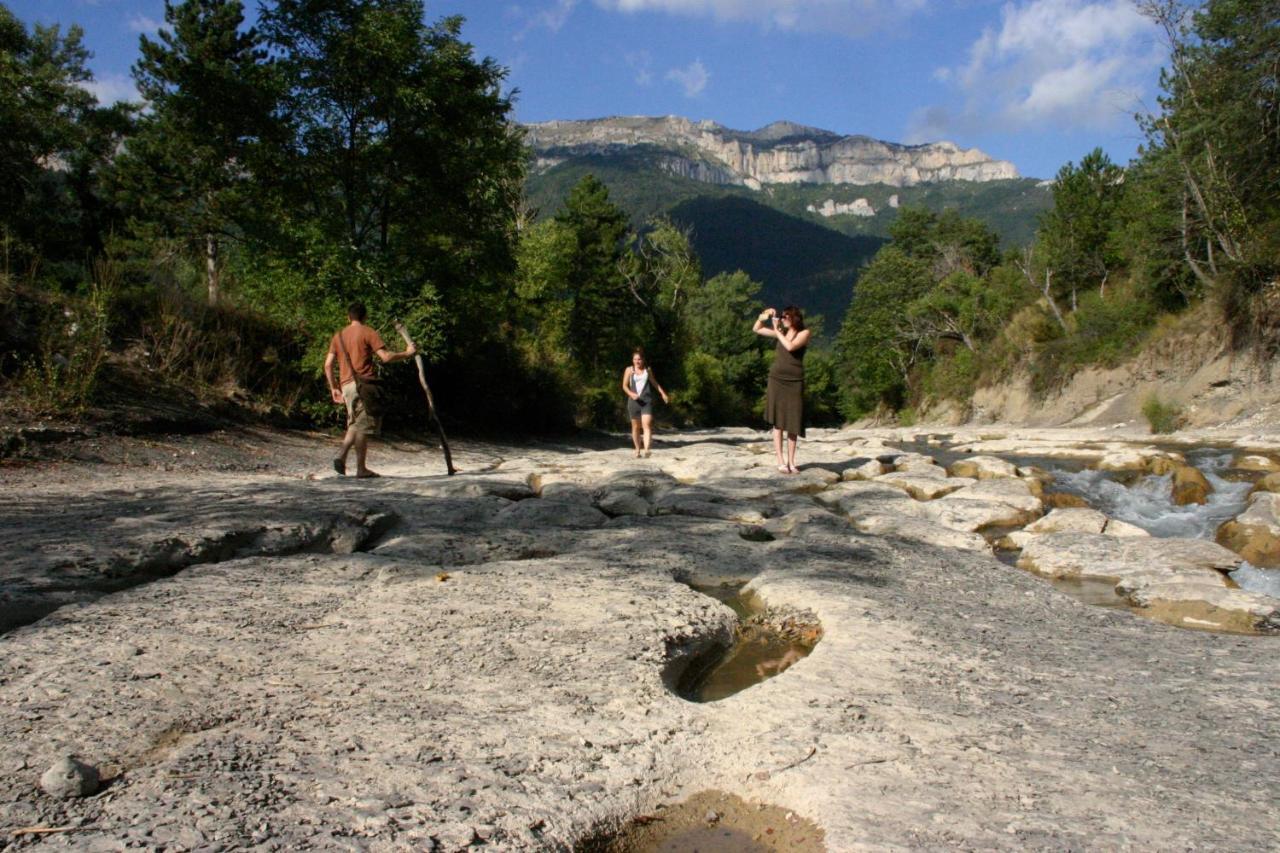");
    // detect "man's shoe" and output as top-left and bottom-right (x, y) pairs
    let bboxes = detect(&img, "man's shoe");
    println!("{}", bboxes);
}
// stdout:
(333, 458), (346, 476)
